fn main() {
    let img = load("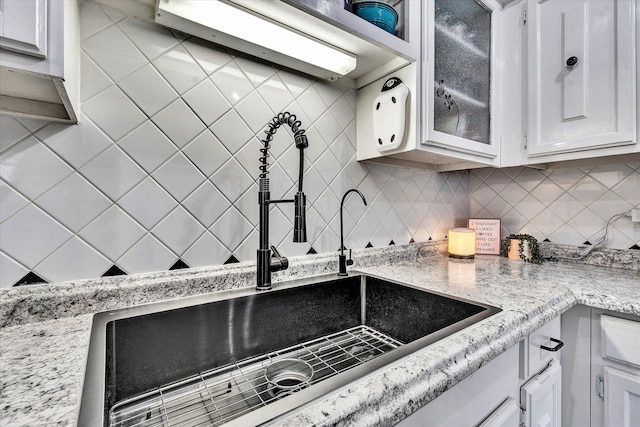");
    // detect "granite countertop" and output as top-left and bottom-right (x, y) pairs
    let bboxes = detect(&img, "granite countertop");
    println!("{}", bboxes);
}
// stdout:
(1, 246), (639, 426)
